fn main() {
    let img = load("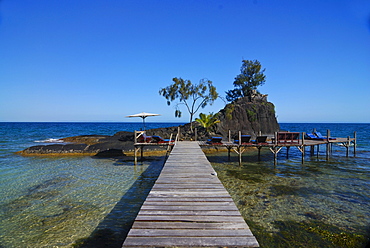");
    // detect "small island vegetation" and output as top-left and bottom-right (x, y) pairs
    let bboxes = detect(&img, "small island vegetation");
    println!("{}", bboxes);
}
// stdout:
(159, 77), (218, 131)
